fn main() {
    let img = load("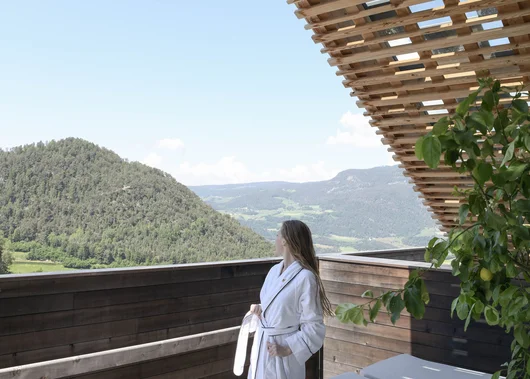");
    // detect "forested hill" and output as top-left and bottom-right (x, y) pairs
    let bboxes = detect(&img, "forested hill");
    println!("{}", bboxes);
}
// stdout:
(0, 138), (272, 268)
